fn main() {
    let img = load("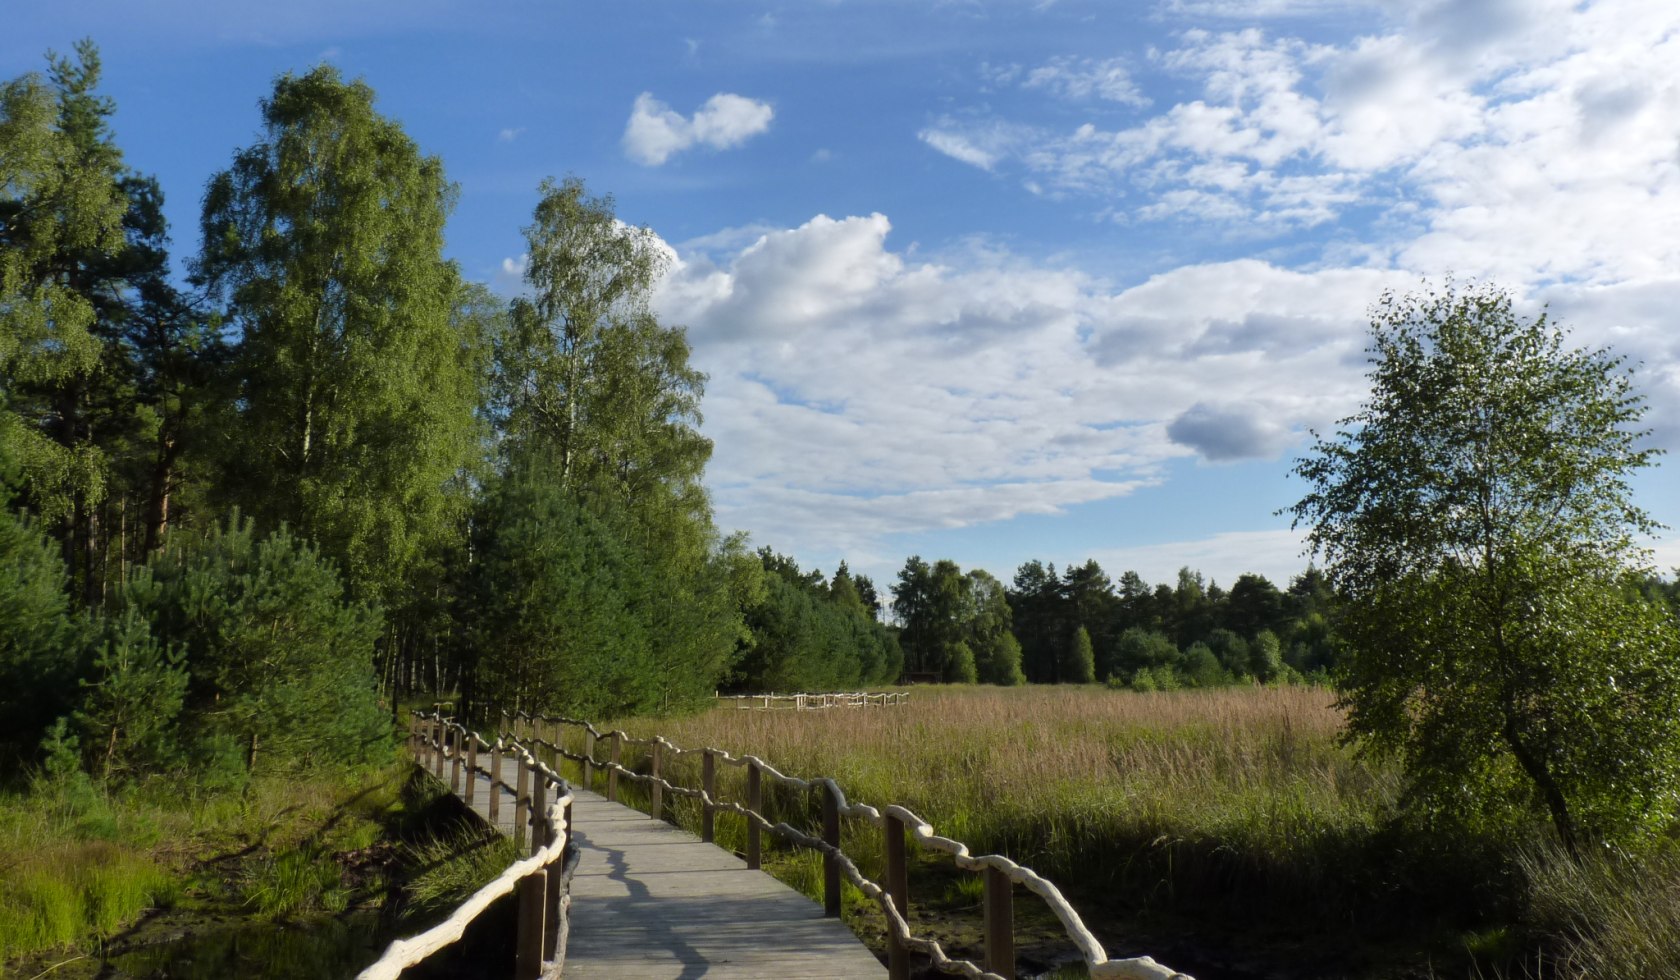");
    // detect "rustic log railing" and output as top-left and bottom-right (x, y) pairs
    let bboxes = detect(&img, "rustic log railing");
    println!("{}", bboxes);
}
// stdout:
(503, 710), (1192, 980)
(716, 691), (911, 710)
(358, 713), (578, 980)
